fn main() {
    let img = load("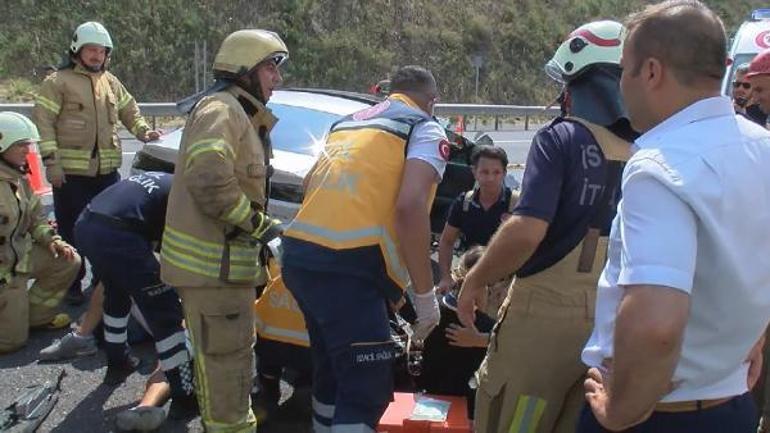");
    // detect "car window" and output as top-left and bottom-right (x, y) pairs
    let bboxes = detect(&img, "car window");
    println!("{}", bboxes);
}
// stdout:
(267, 103), (345, 156)
(725, 53), (756, 92)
